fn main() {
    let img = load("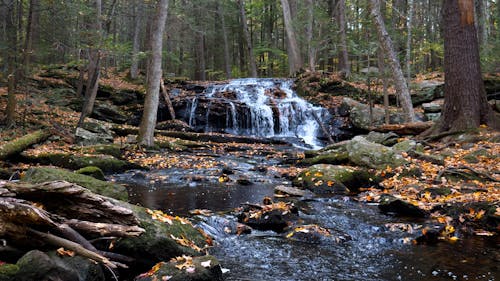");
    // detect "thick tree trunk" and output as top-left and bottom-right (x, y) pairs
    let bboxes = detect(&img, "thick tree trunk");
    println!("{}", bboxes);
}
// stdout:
(130, 0), (143, 79)
(137, 0), (169, 147)
(437, 0), (498, 132)
(369, 0), (415, 123)
(337, 0), (350, 77)
(238, 0), (258, 77)
(217, 4), (232, 79)
(280, 0), (303, 76)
